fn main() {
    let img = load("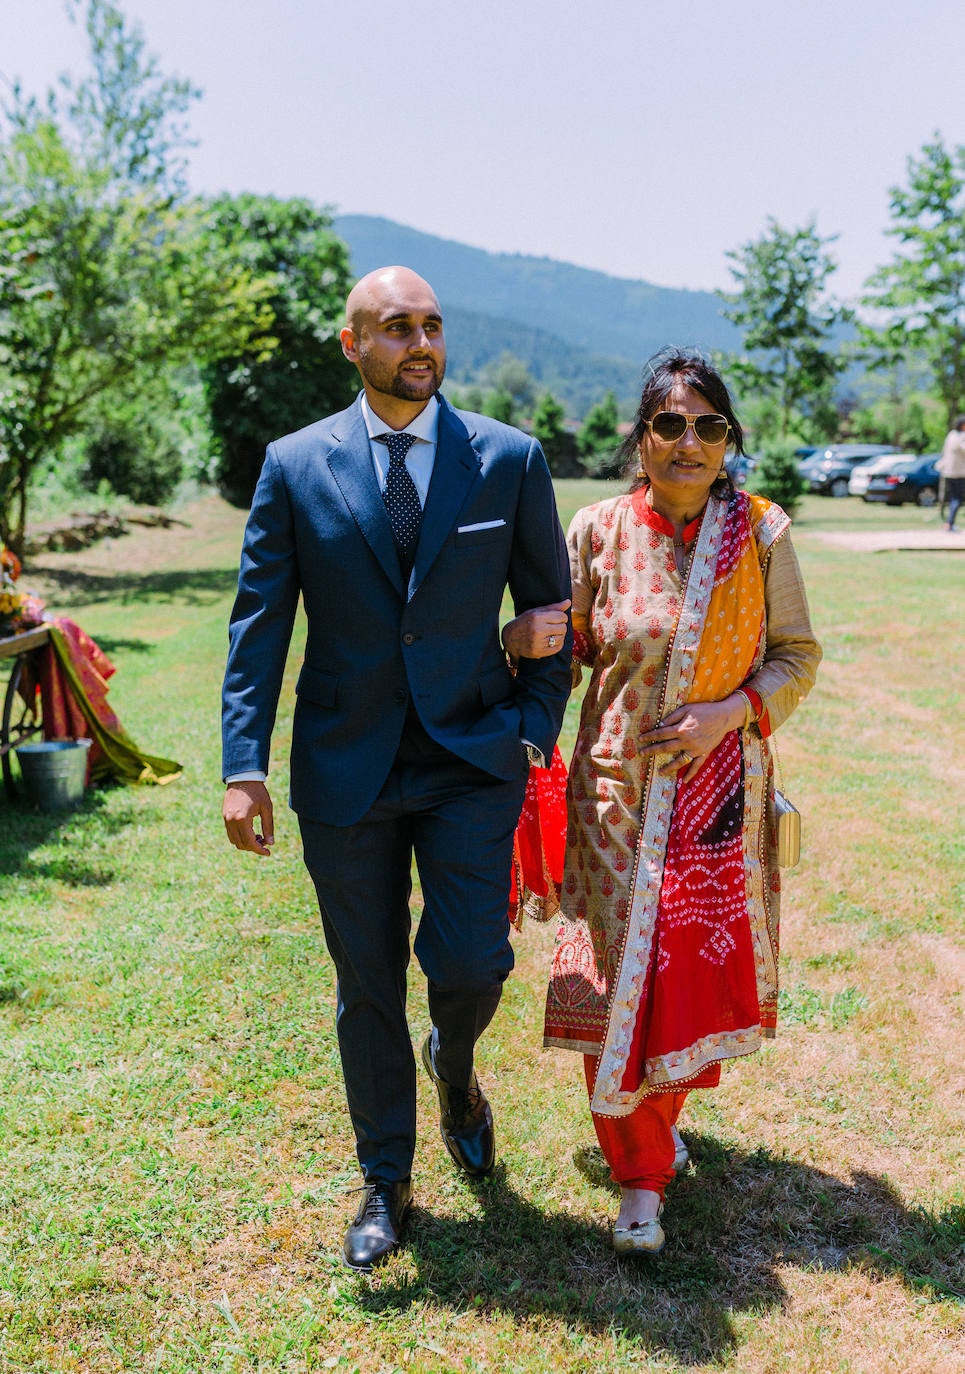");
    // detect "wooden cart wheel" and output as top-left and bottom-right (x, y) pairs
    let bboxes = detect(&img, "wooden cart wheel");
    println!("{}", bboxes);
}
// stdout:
(1, 655), (43, 800)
